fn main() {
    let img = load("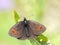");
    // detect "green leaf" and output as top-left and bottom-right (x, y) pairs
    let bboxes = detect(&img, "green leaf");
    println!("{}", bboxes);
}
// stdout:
(14, 11), (20, 23)
(30, 34), (48, 45)
(36, 34), (48, 45)
(30, 39), (41, 45)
